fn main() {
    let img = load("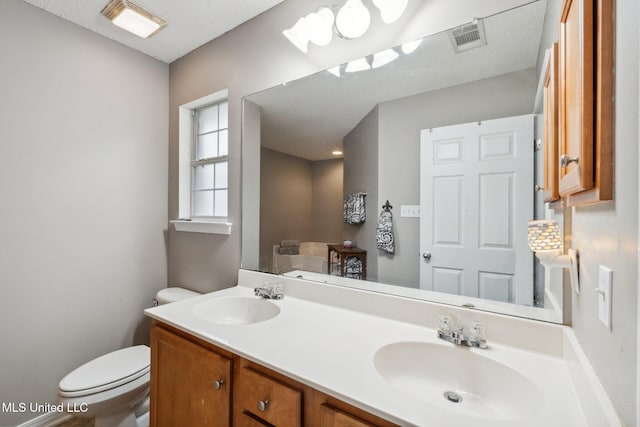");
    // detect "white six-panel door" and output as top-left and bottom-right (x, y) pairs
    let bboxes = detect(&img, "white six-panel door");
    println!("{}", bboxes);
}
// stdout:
(419, 115), (534, 305)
